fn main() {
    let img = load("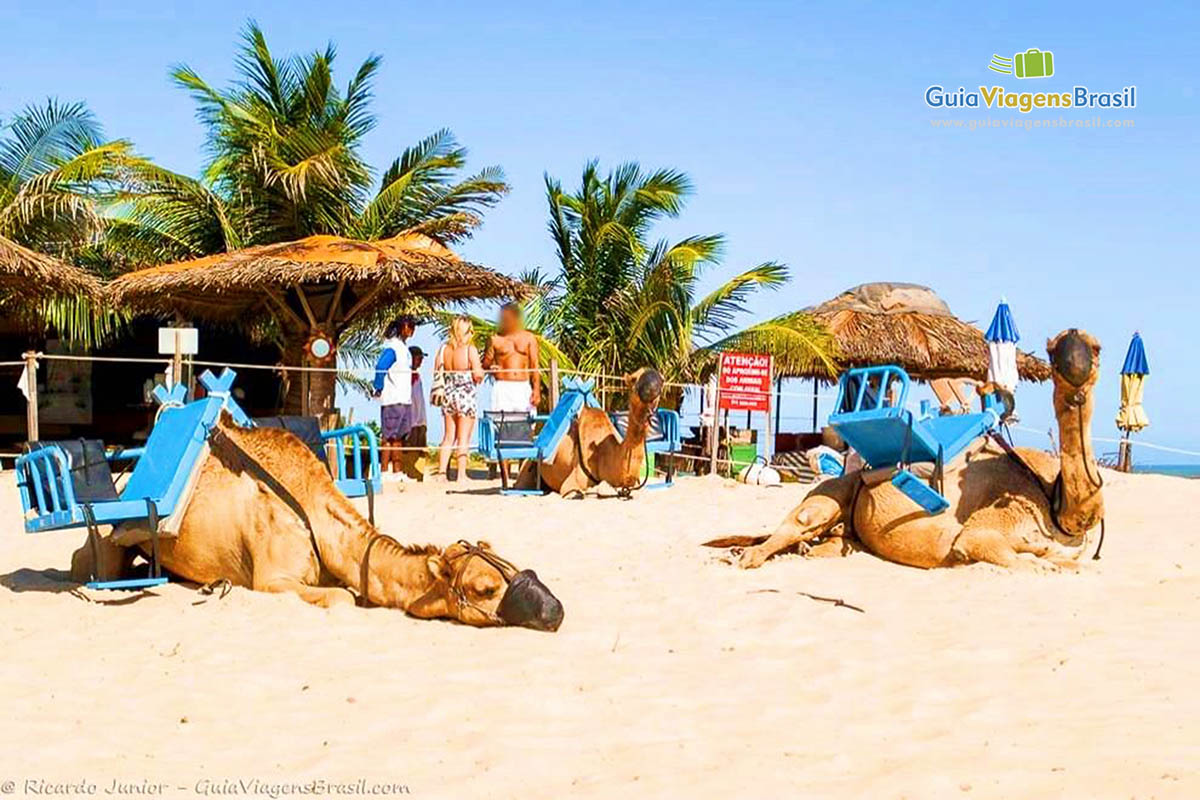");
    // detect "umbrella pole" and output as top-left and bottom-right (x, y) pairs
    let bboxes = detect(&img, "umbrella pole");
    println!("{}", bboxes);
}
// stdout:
(811, 378), (819, 432)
